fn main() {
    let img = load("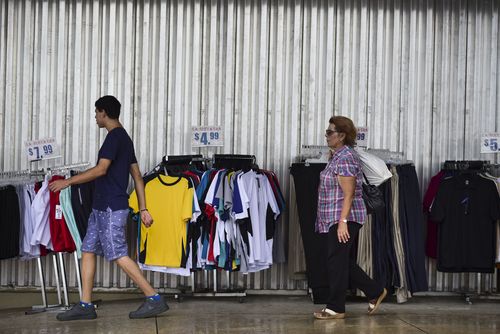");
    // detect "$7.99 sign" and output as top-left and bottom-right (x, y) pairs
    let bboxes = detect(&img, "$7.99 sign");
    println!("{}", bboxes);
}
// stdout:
(192, 126), (223, 147)
(25, 138), (60, 161)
